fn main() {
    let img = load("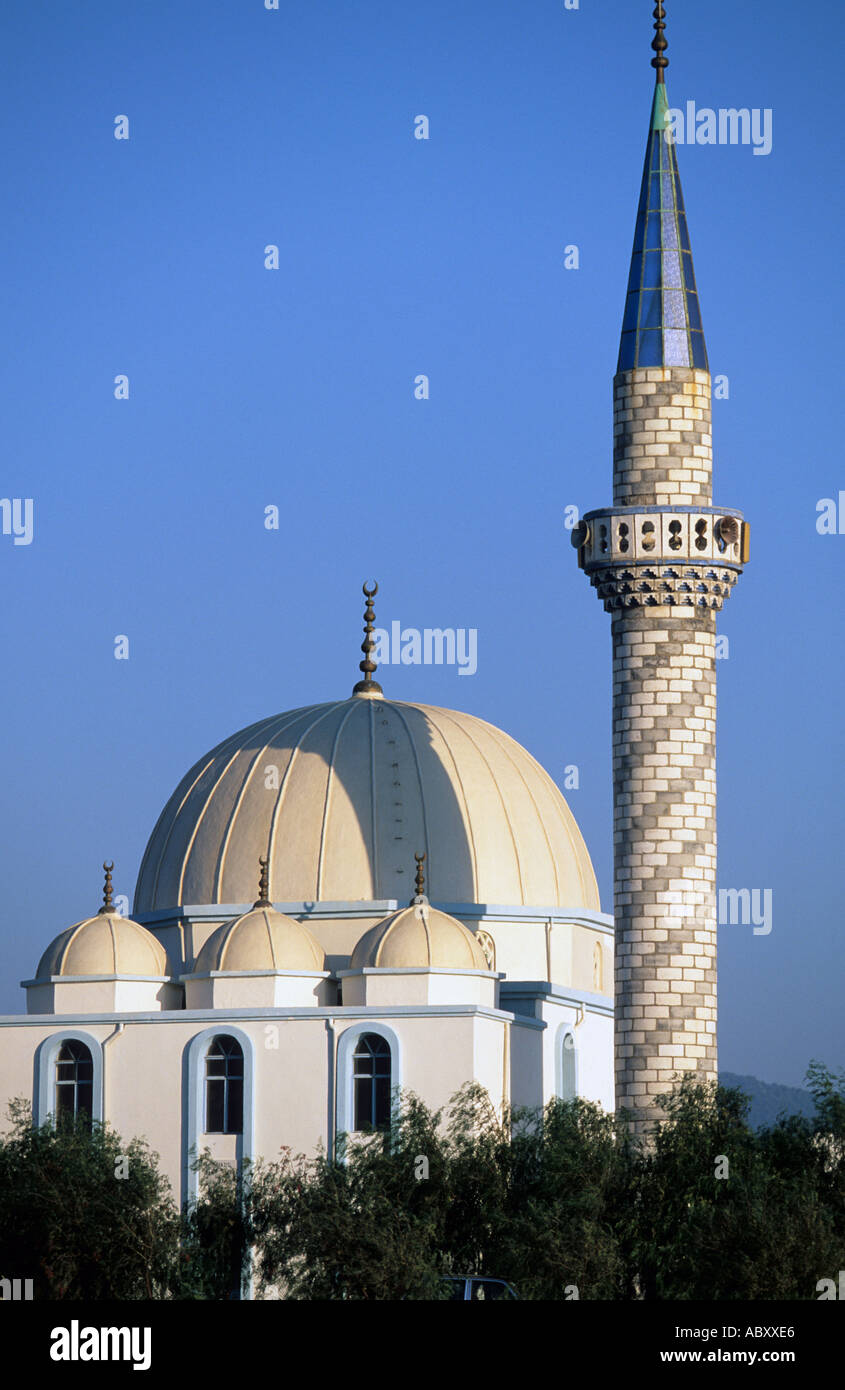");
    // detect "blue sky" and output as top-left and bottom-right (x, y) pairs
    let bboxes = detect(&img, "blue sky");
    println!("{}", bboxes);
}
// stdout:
(1, 0), (842, 1088)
